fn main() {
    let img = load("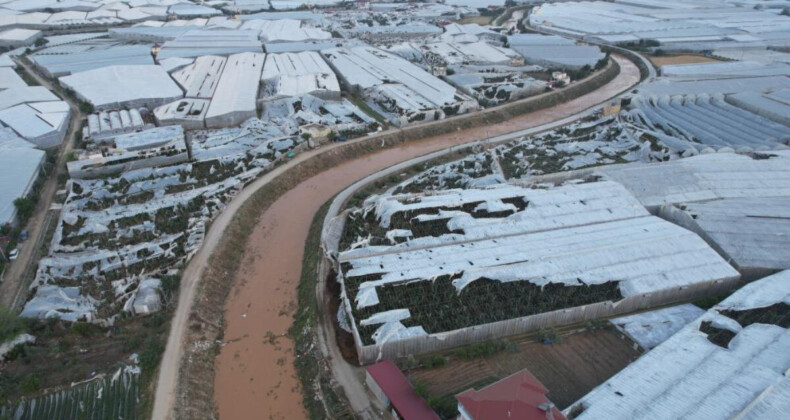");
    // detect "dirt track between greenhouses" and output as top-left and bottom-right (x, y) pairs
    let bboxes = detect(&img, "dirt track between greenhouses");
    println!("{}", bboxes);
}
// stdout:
(153, 54), (643, 420)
